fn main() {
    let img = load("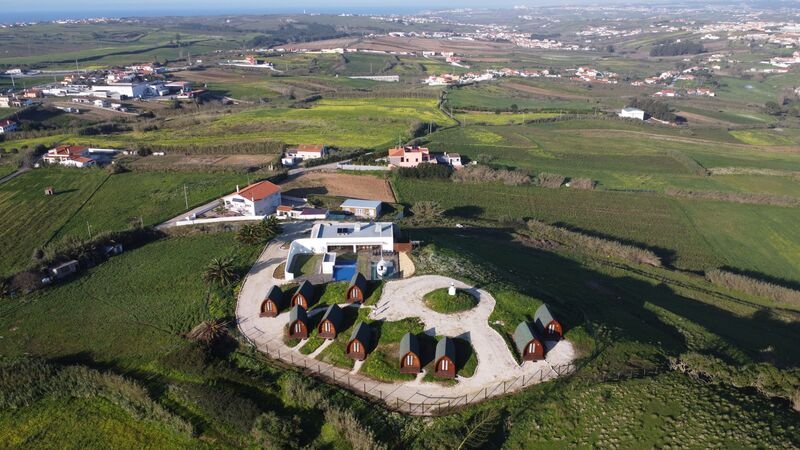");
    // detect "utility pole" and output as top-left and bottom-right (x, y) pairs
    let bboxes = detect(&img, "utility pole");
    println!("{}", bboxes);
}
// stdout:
(75, 59), (80, 73)
(183, 184), (189, 209)
(9, 75), (14, 88)
(86, 222), (92, 239)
